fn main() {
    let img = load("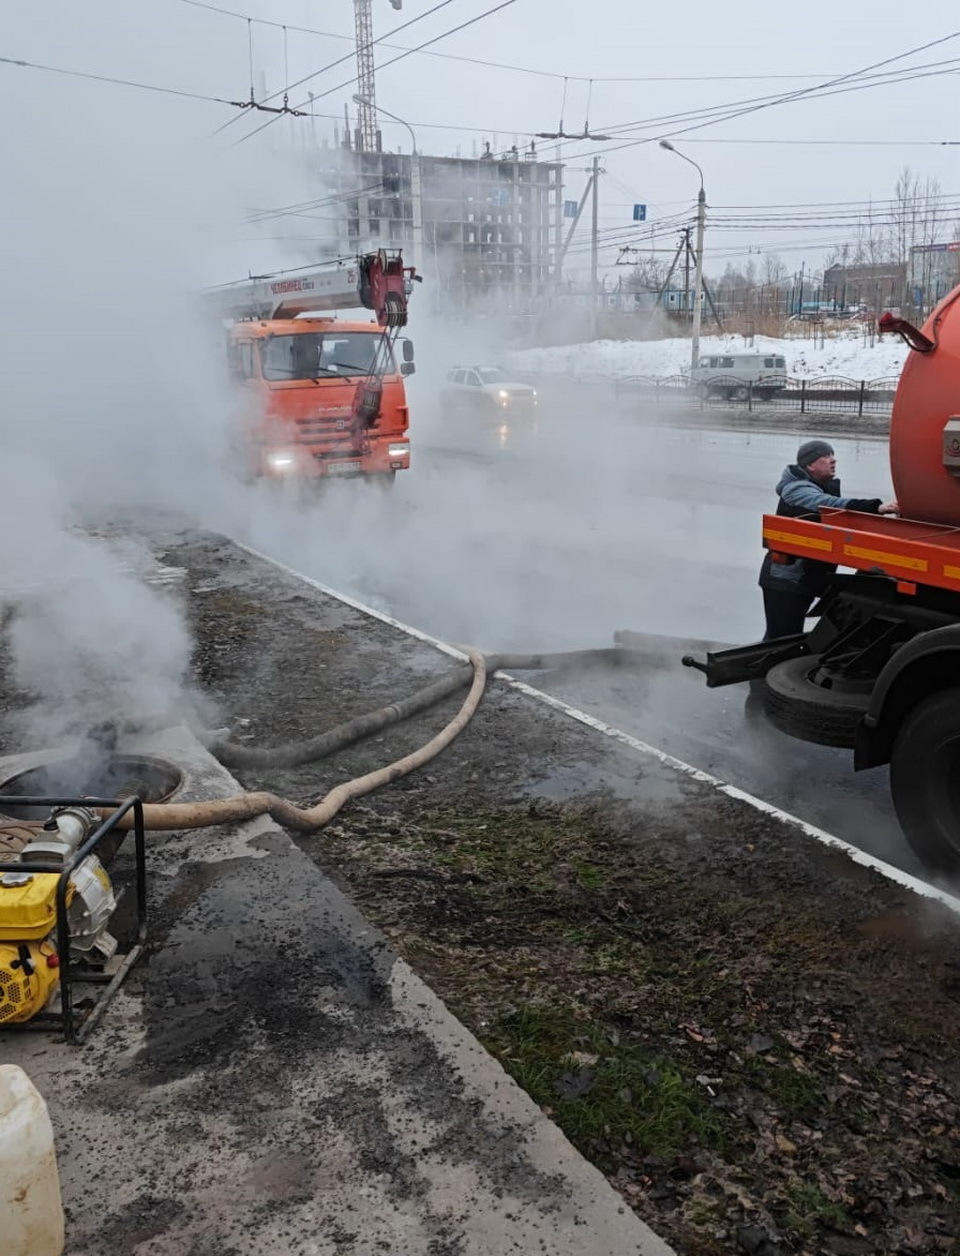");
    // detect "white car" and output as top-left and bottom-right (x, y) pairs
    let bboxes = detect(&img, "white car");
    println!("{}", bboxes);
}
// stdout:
(440, 366), (538, 413)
